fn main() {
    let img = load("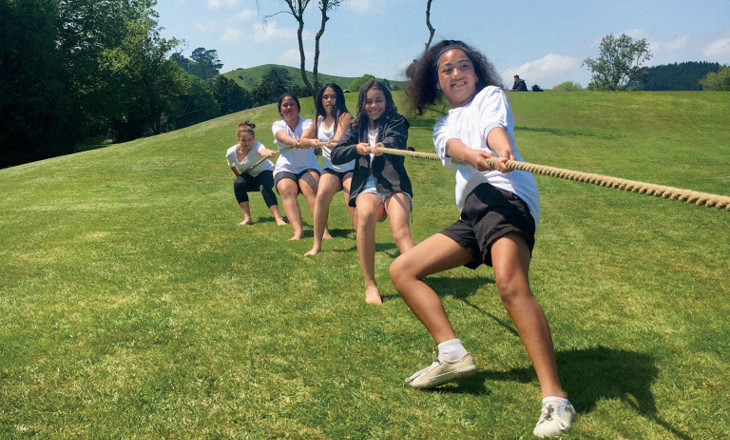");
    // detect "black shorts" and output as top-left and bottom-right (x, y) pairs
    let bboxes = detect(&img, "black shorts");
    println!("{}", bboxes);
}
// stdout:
(274, 169), (321, 193)
(322, 168), (354, 182)
(441, 183), (536, 269)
